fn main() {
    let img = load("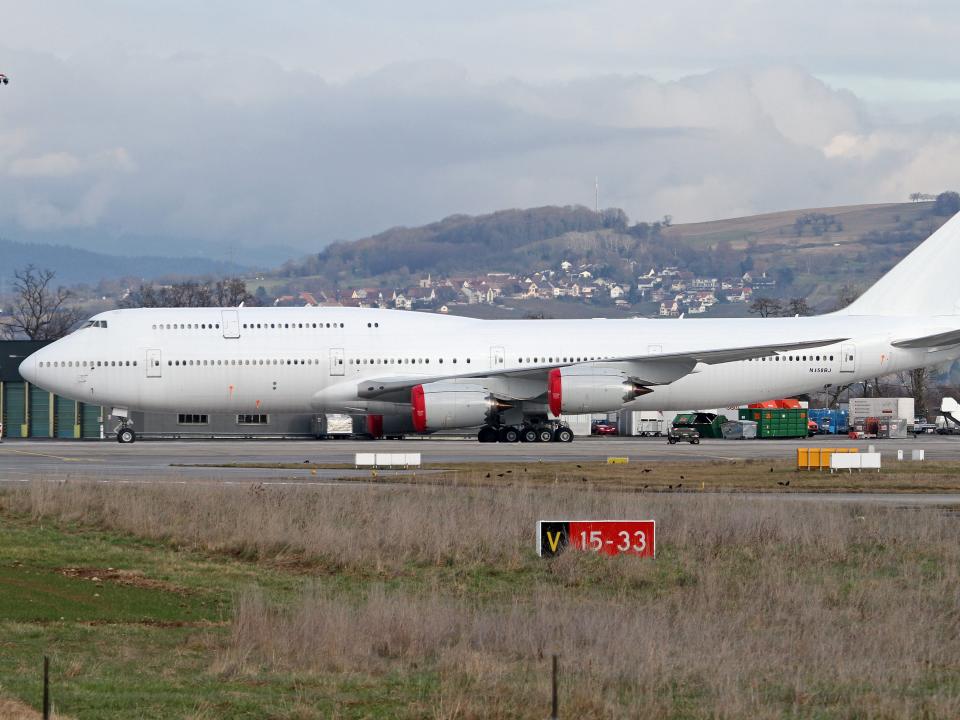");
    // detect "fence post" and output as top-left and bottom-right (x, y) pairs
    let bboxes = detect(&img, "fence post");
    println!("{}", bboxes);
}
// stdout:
(550, 654), (558, 720)
(42, 656), (50, 720)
